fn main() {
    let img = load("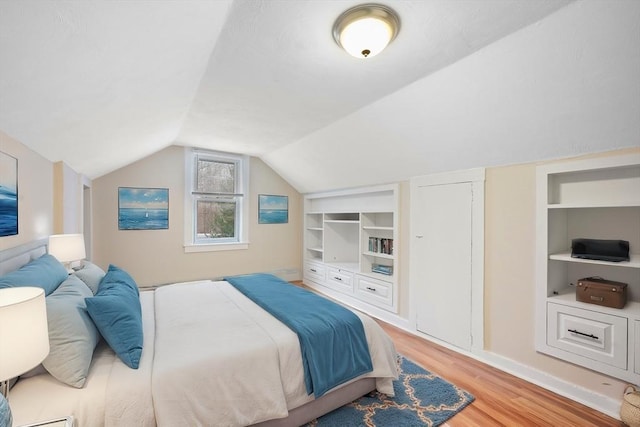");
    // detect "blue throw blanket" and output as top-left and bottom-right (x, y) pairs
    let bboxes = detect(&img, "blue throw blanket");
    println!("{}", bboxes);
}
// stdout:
(225, 273), (373, 397)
